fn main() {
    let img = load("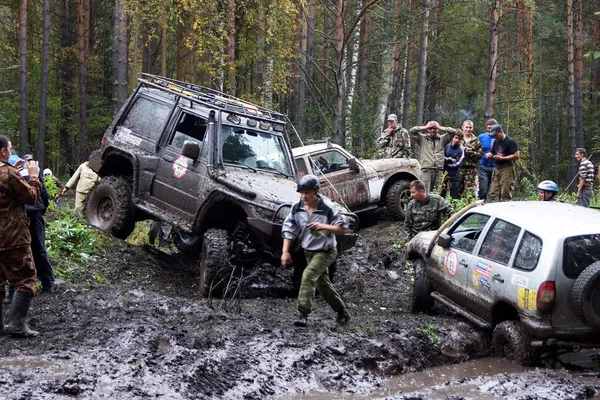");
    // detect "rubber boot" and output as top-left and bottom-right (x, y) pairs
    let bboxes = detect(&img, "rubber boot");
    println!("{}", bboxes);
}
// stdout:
(6, 291), (39, 337)
(293, 312), (308, 327)
(336, 310), (351, 326)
